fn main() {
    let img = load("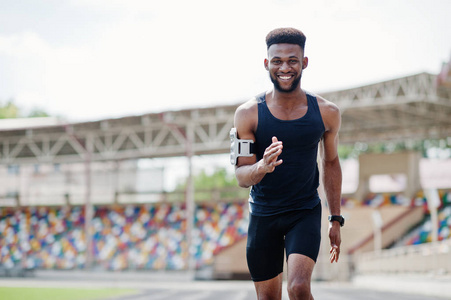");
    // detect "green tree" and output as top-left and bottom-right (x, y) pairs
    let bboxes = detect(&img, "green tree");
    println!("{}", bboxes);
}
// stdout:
(0, 100), (20, 119)
(193, 168), (238, 190)
(175, 167), (248, 202)
(338, 139), (450, 160)
(0, 99), (51, 119)
(28, 107), (50, 118)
